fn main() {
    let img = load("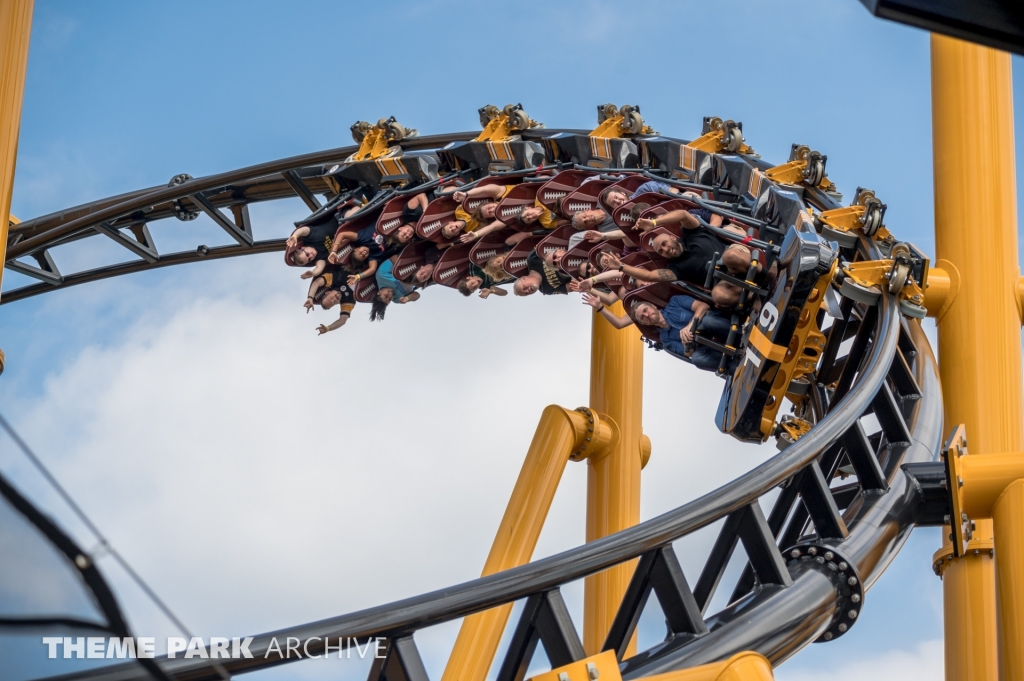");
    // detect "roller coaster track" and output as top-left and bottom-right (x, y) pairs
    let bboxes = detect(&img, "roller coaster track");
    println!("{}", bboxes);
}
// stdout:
(4, 131), (945, 681)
